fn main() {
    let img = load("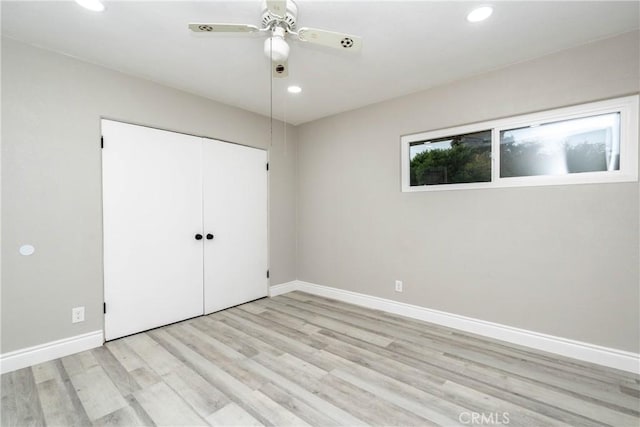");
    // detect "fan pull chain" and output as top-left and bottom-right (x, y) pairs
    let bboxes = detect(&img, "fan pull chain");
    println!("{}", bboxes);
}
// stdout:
(269, 37), (274, 150)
